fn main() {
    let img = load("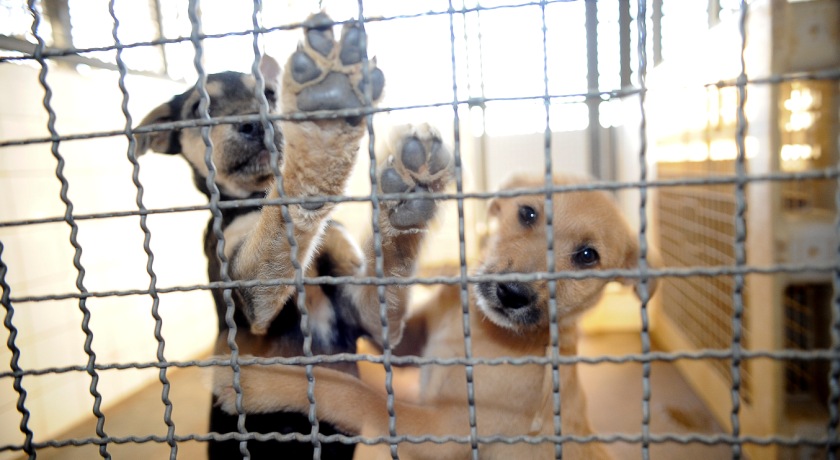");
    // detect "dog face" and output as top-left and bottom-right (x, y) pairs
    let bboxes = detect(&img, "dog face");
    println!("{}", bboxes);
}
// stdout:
(136, 56), (284, 198)
(475, 174), (652, 333)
